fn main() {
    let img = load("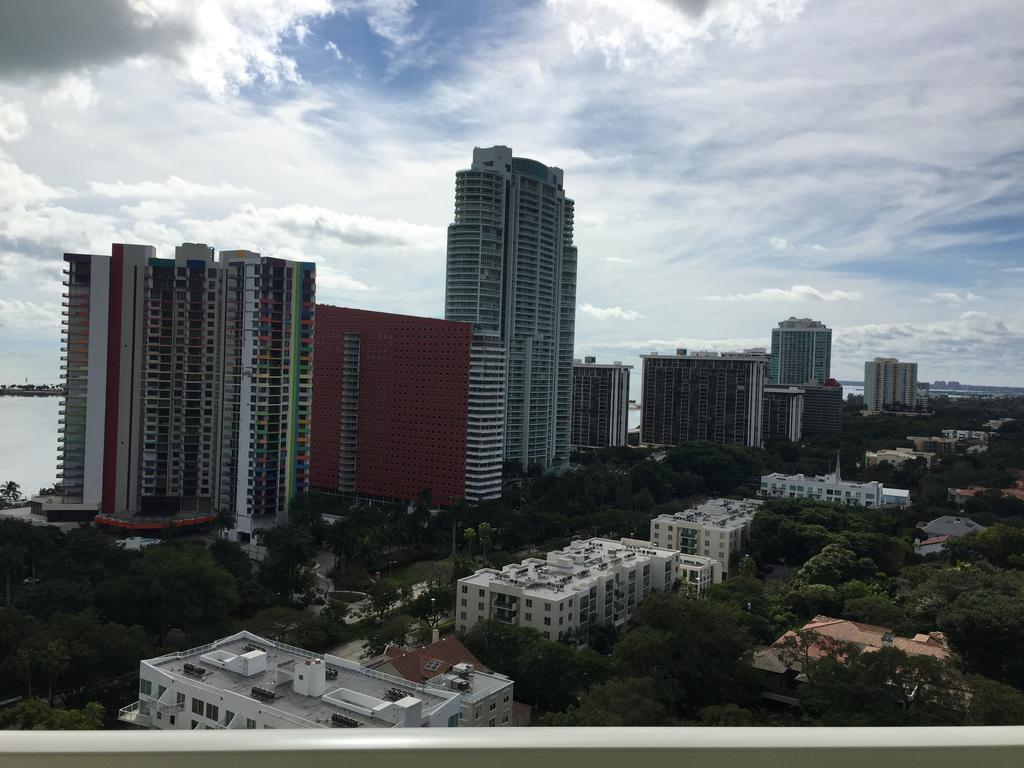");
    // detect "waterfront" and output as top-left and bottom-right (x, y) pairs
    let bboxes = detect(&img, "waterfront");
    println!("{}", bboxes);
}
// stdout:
(0, 396), (59, 498)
